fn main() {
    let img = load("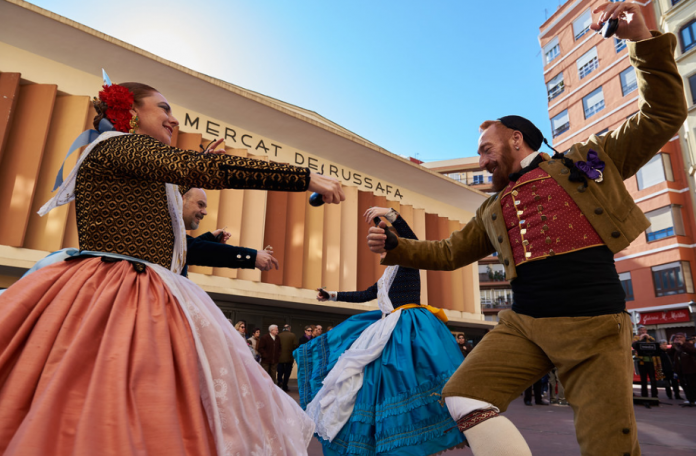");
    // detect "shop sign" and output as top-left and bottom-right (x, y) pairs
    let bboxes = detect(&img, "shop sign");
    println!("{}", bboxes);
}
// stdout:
(639, 309), (691, 325)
